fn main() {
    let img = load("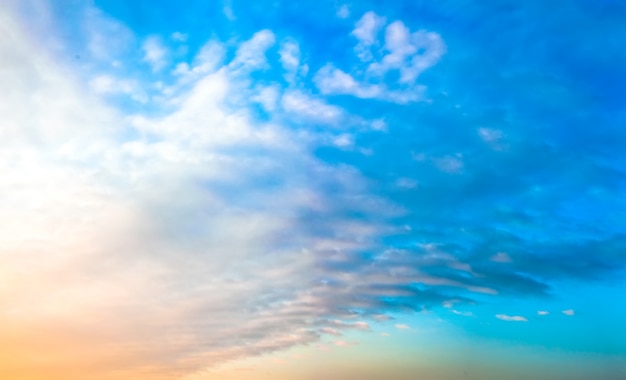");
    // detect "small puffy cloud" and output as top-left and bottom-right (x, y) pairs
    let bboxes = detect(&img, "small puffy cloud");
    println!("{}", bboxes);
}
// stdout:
(478, 127), (502, 143)
(396, 177), (418, 189)
(562, 309), (575, 316)
(279, 39), (301, 83)
(495, 314), (528, 322)
(84, 7), (134, 61)
(223, 0), (236, 20)
(367, 20), (446, 84)
(352, 11), (386, 61)
(172, 40), (226, 81)
(281, 90), (343, 124)
(315, 13), (441, 104)
(332, 133), (354, 148)
(490, 252), (512, 263)
(434, 155), (464, 174)
(171, 31), (187, 42)
(89, 74), (147, 103)
(395, 324), (411, 330)
(315, 64), (382, 97)
(229, 30), (276, 72)
(320, 327), (341, 336)
(251, 85), (281, 112)
(538, 310), (550, 316)
(336, 5), (350, 19)
(142, 36), (168, 72)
